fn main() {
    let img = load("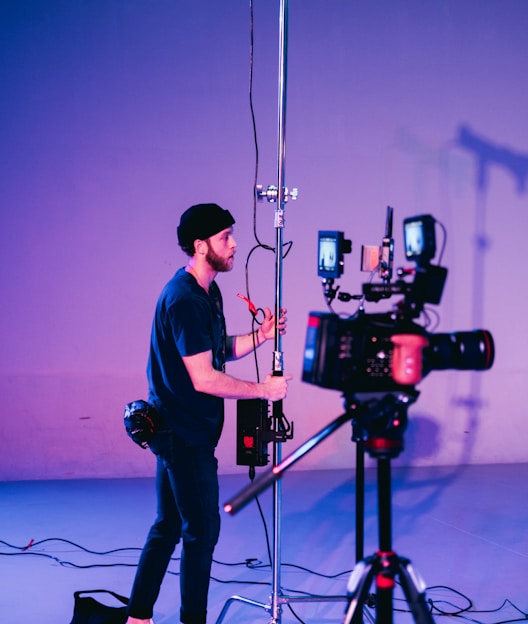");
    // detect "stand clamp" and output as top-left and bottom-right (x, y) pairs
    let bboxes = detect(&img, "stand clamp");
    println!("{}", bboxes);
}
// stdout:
(256, 184), (299, 204)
